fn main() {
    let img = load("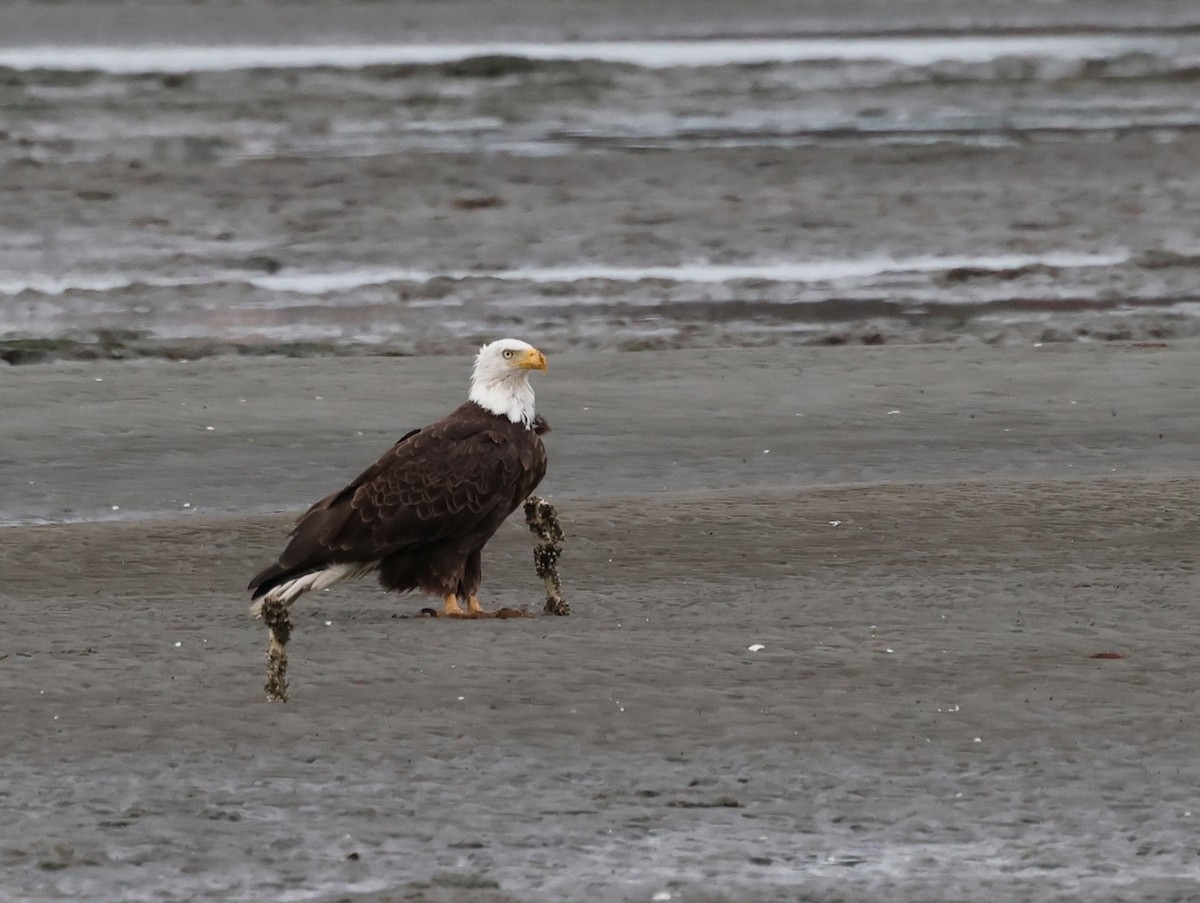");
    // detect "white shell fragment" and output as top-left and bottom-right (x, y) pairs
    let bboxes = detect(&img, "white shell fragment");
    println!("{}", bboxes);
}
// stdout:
(748, 644), (765, 652)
